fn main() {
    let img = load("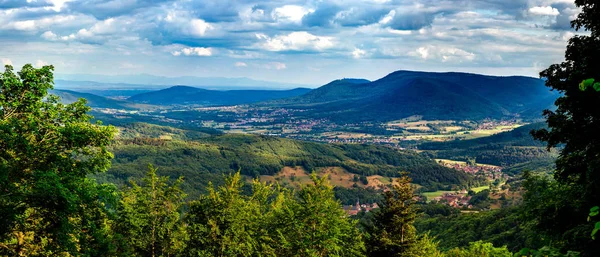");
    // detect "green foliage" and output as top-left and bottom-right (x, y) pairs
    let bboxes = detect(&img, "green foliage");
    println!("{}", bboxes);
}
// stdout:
(99, 132), (474, 200)
(530, 0), (600, 254)
(444, 241), (512, 257)
(0, 64), (116, 256)
(271, 174), (366, 256)
(114, 165), (187, 257)
(578, 78), (600, 92)
(415, 206), (542, 253)
(184, 172), (366, 257)
(365, 175), (418, 256)
(516, 247), (580, 257)
(589, 206), (599, 240)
